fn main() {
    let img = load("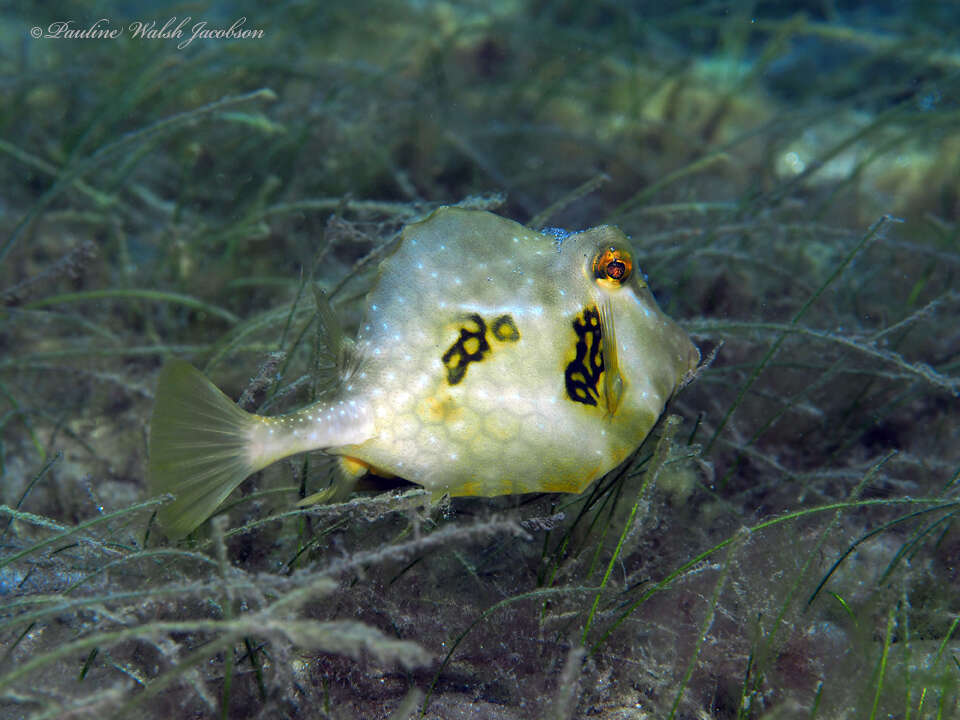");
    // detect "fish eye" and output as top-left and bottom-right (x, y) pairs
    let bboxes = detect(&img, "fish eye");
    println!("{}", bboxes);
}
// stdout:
(592, 246), (633, 287)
